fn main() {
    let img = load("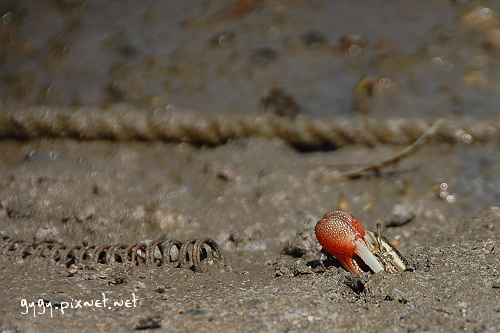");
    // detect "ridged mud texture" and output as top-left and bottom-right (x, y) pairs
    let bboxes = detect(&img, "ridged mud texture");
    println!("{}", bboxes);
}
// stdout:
(0, 106), (498, 147)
